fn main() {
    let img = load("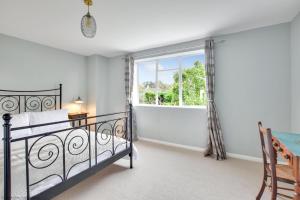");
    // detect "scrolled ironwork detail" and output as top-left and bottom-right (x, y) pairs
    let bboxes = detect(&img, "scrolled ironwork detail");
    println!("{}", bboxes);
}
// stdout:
(0, 96), (19, 113)
(113, 119), (126, 139)
(28, 135), (63, 170)
(26, 96), (42, 111)
(96, 122), (113, 146)
(96, 149), (113, 159)
(66, 159), (89, 179)
(112, 118), (128, 152)
(64, 128), (90, 179)
(42, 96), (56, 110)
(65, 128), (89, 156)
(29, 174), (64, 187)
